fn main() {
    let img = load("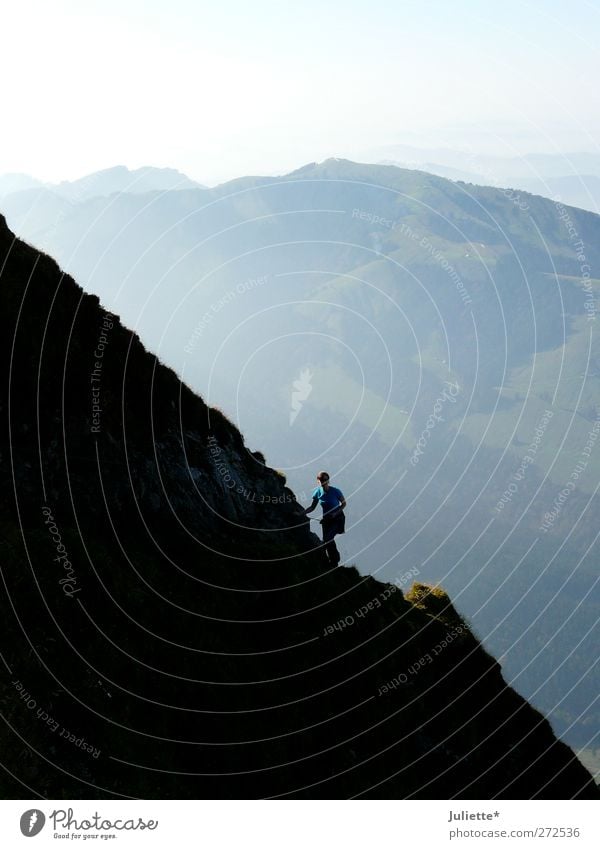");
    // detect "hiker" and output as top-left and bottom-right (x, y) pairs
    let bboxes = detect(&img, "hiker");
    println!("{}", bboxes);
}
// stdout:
(305, 471), (346, 566)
